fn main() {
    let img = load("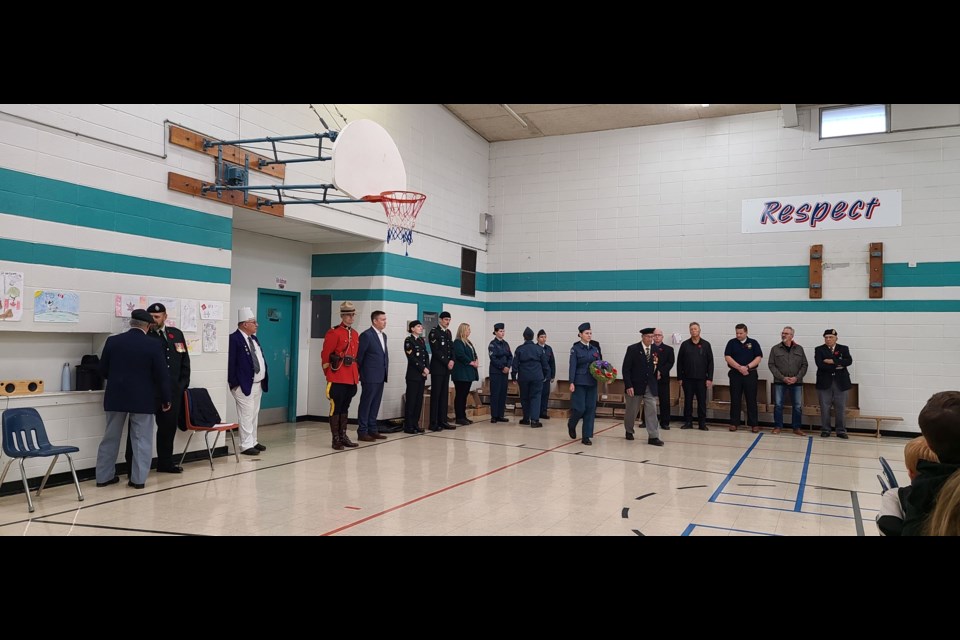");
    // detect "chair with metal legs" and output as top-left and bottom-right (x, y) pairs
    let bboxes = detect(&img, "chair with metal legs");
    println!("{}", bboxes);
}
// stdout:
(178, 389), (240, 469)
